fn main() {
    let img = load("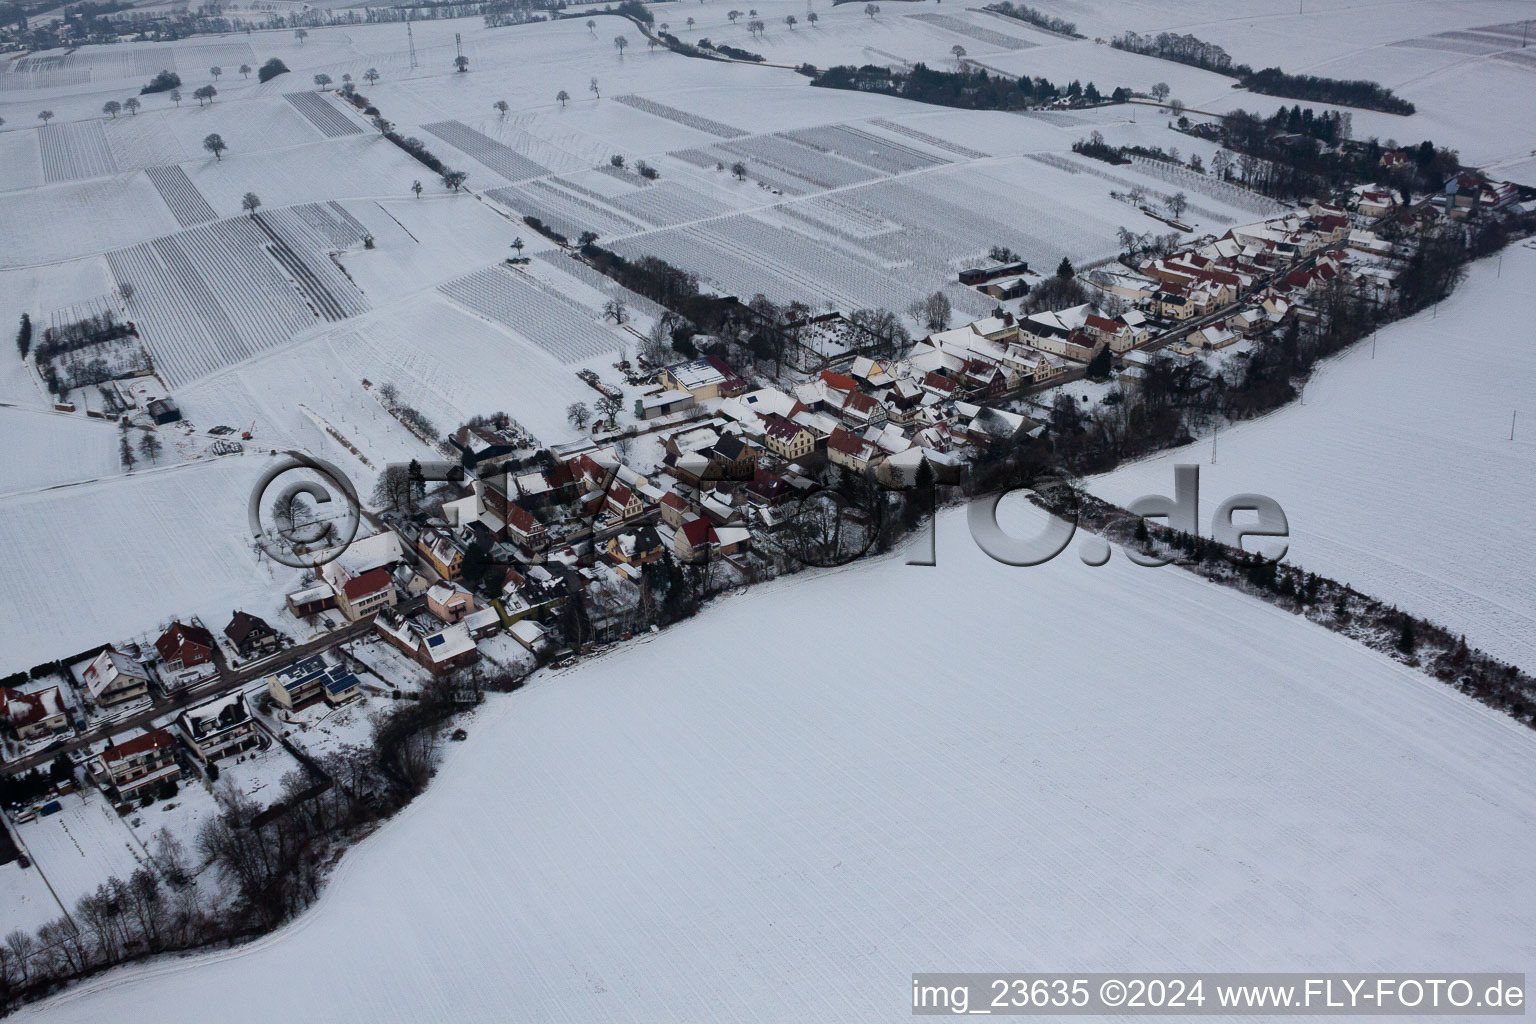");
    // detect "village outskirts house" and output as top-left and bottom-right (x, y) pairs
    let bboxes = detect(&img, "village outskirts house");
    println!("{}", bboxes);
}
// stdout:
(176, 691), (260, 763)
(80, 648), (152, 707)
(266, 654), (363, 711)
(155, 621), (218, 689)
(224, 610), (281, 660)
(92, 729), (181, 802)
(333, 566), (398, 621)
(417, 527), (466, 582)
(1, 686), (70, 740)
(658, 356), (747, 400)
